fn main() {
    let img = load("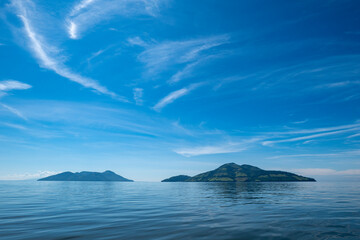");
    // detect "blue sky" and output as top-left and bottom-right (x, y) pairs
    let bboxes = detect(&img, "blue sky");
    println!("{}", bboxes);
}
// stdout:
(0, 0), (360, 181)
